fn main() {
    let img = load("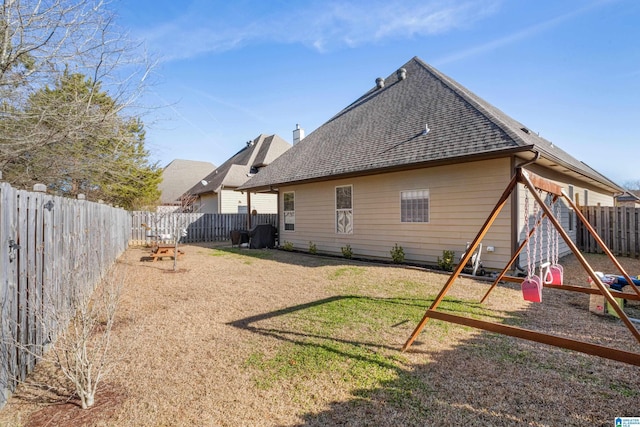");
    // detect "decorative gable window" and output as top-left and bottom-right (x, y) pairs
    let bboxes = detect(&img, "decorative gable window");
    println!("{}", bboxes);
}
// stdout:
(336, 185), (353, 234)
(283, 192), (295, 231)
(401, 189), (429, 223)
